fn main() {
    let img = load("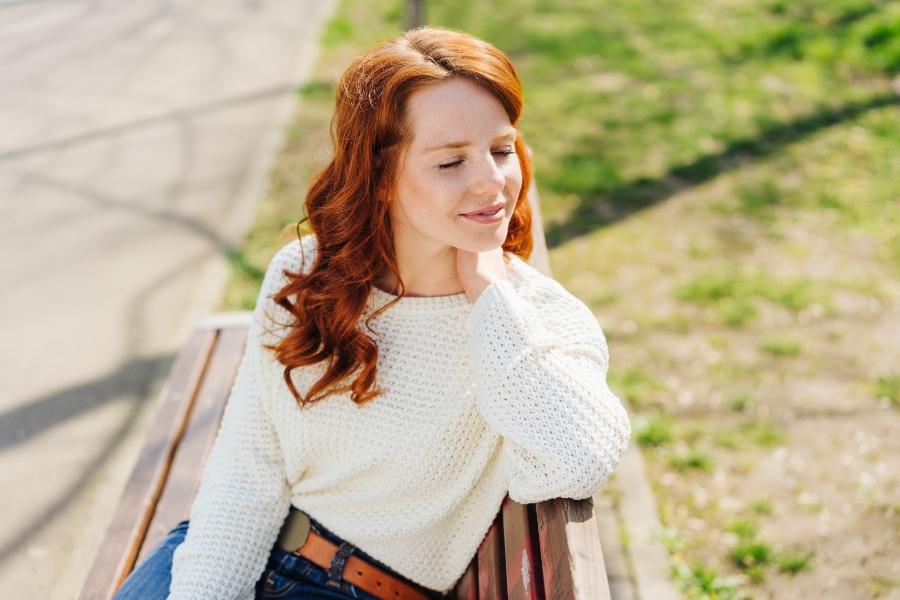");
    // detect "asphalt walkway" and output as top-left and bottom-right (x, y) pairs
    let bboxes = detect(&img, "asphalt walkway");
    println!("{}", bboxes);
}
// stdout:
(0, 1), (335, 596)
